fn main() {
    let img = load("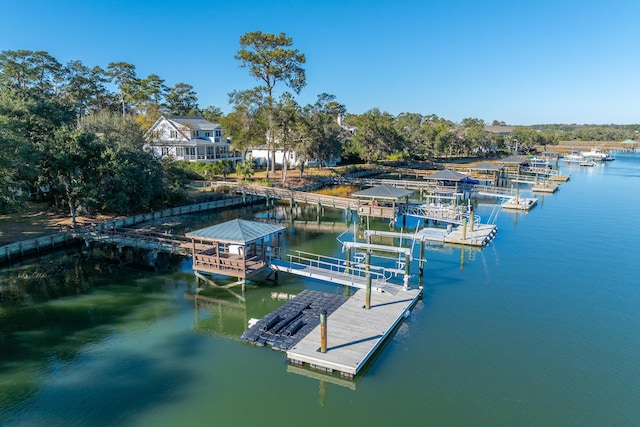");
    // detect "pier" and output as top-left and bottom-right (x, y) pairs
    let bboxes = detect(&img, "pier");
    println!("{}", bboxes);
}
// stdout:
(286, 287), (422, 378)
